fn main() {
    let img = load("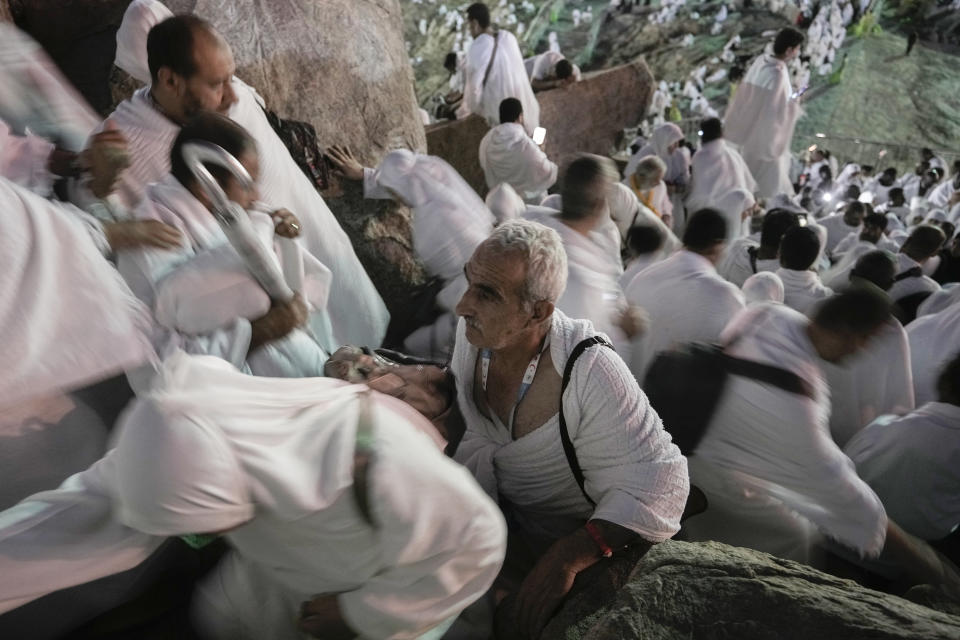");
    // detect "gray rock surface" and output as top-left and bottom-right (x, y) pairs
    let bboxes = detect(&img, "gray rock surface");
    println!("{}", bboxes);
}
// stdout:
(546, 540), (960, 640)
